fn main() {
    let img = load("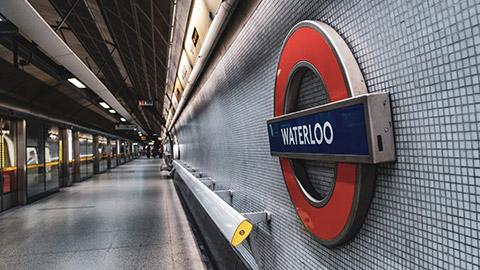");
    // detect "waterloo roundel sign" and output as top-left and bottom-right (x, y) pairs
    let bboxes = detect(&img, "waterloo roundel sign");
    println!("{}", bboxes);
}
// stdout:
(267, 21), (396, 246)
